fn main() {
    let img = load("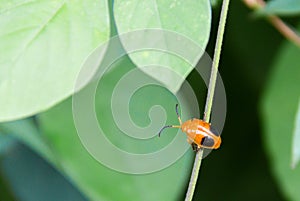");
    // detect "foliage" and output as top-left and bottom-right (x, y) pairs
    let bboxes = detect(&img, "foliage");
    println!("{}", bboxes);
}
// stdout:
(259, 0), (300, 16)
(0, 0), (300, 201)
(261, 24), (300, 200)
(0, 0), (109, 121)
